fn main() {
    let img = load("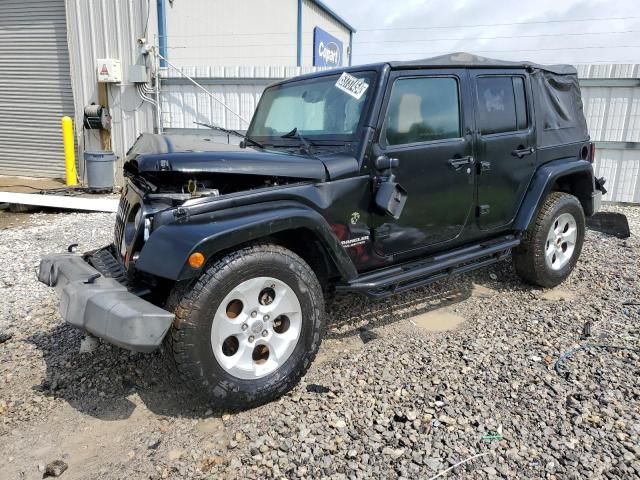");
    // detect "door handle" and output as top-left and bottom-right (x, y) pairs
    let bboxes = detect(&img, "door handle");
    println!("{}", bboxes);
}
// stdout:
(511, 146), (535, 158)
(447, 155), (474, 171)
